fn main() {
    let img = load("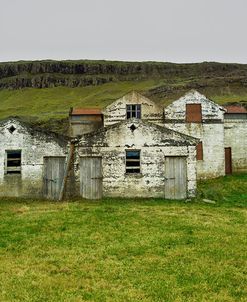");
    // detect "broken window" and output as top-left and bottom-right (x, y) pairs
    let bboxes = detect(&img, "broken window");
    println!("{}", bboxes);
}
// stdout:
(6, 150), (21, 174)
(186, 104), (202, 123)
(126, 150), (141, 173)
(126, 104), (141, 119)
(196, 142), (203, 160)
